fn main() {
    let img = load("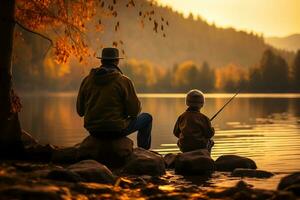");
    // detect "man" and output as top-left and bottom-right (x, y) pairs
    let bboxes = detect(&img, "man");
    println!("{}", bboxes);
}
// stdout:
(76, 47), (152, 150)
